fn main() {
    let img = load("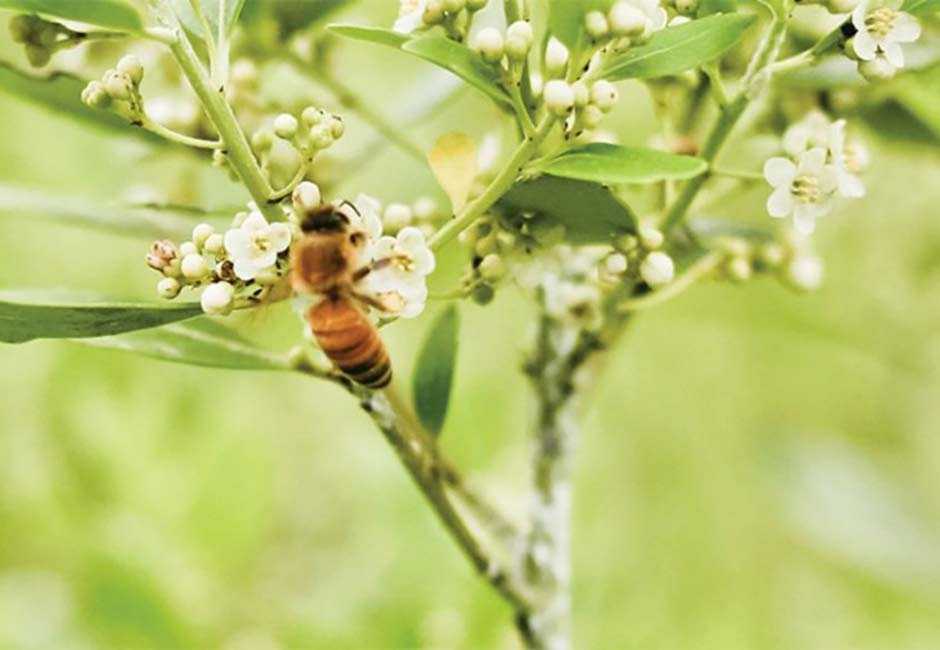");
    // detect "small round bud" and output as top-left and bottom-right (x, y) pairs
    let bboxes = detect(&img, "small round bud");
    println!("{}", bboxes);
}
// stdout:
(608, 1), (648, 37)
(605, 253), (628, 274)
(157, 277), (181, 299)
(413, 197), (437, 221)
(204, 233), (224, 255)
(24, 44), (50, 68)
(292, 181), (322, 214)
(674, 0), (699, 15)
(615, 233), (639, 252)
(638, 224), (664, 250)
(81, 81), (112, 109)
(718, 237), (750, 258)
(580, 104), (604, 128)
(116, 54), (144, 85)
(479, 253), (506, 281)
(758, 243), (785, 268)
(103, 70), (132, 100)
(507, 20), (534, 47)
(640, 251), (675, 287)
(471, 283), (495, 305)
(474, 232), (499, 257)
(544, 37), (569, 76)
(785, 255), (824, 291)
(726, 256), (752, 282)
(181, 253), (209, 279)
(146, 239), (179, 273)
(383, 203), (413, 231)
(423, 0), (446, 24)
(444, 0), (466, 12)
(590, 80), (618, 111)
(572, 81), (590, 108)
(179, 241), (198, 257)
(858, 57), (897, 82)
(192, 223), (214, 248)
(543, 80), (575, 115)
(309, 124), (334, 149)
(585, 10), (610, 38)
(273, 113), (299, 140)
(506, 35), (531, 61)
(326, 115), (345, 139)
(200, 281), (235, 315)
(301, 106), (325, 127)
(467, 0), (488, 9)
(472, 27), (505, 63)
(212, 149), (227, 168)
(251, 128), (274, 153)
